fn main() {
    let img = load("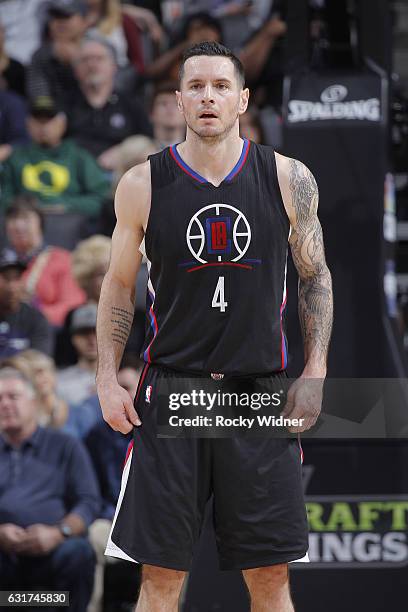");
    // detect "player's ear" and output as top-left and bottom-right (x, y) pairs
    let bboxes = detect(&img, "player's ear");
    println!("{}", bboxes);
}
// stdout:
(238, 88), (250, 115)
(175, 90), (184, 114)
